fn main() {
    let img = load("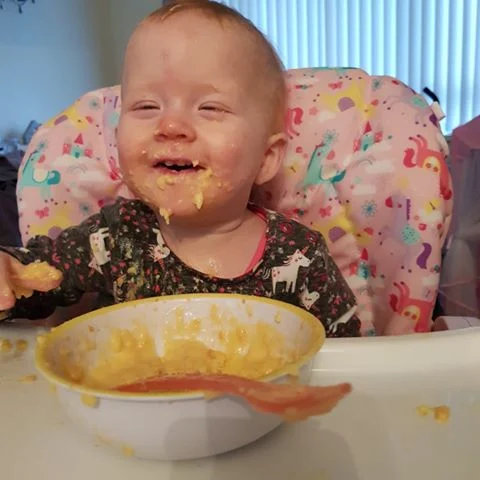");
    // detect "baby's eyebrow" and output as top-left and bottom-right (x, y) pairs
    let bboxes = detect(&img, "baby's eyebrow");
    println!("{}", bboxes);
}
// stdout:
(193, 83), (223, 95)
(122, 79), (241, 102)
(194, 78), (245, 95)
